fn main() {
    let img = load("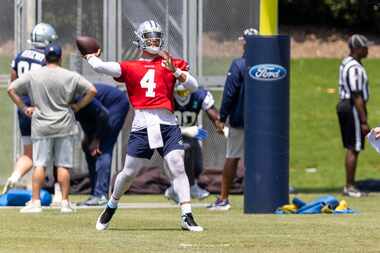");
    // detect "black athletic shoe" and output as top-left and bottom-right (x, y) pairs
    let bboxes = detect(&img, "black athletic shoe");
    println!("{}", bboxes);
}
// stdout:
(181, 213), (203, 232)
(96, 206), (117, 231)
